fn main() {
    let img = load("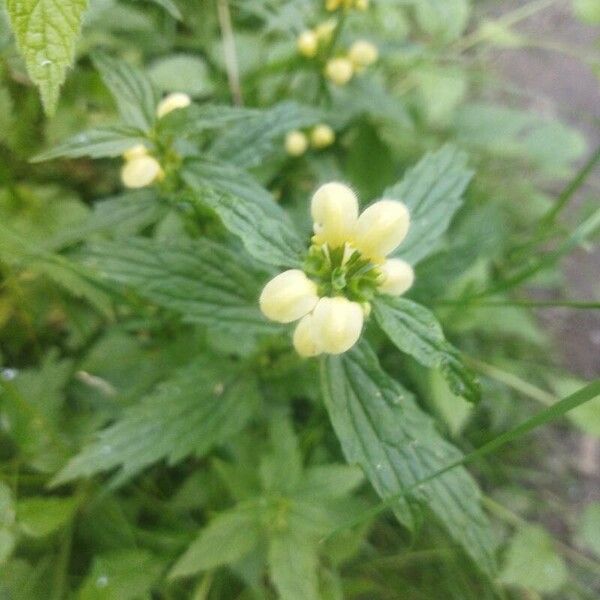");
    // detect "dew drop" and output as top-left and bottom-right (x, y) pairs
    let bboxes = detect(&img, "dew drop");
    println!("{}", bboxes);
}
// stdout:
(375, 463), (384, 470)
(1, 368), (18, 381)
(96, 576), (109, 588)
